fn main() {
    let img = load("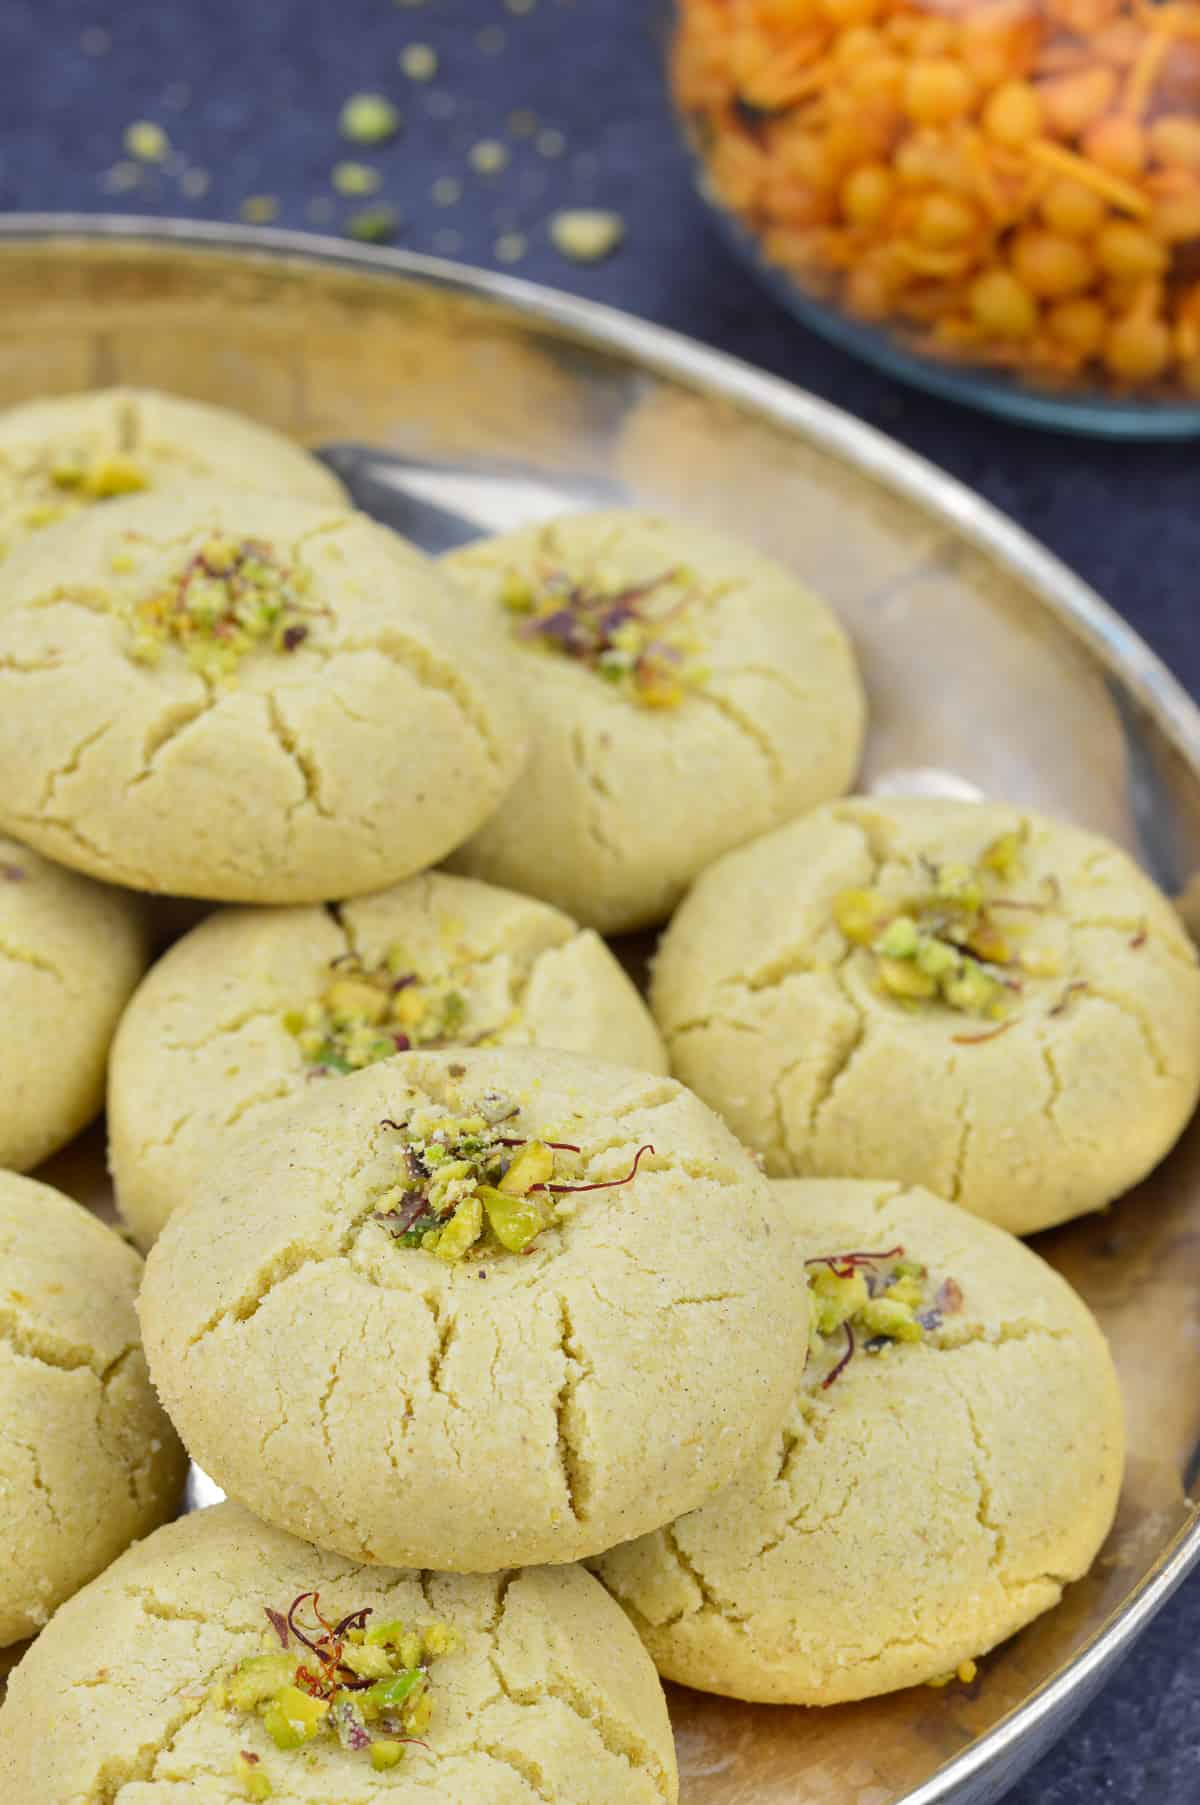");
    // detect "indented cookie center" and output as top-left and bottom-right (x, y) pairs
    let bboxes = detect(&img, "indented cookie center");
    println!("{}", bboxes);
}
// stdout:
(499, 560), (708, 707)
(834, 830), (1077, 1027)
(123, 534), (326, 677)
(213, 1589), (457, 1784)
(285, 943), (489, 1075)
(370, 1090), (653, 1263)
(805, 1245), (963, 1389)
